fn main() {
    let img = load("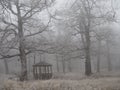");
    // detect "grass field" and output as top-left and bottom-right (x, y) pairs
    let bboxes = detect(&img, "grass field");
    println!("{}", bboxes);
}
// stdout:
(2, 77), (120, 90)
(1, 72), (120, 90)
